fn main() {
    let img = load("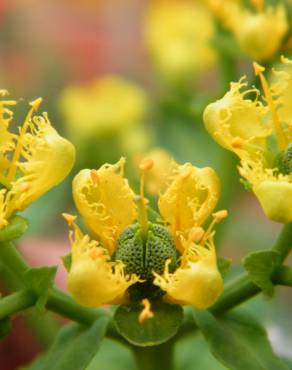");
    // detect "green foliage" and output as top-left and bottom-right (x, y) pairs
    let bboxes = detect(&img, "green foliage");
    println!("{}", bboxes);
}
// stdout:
(243, 250), (281, 297)
(114, 301), (183, 346)
(217, 256), (232, 278)
(61, 253), (72, 272)
(25, 317), (109, 370)
(24, 267), (57, 311)
(0, 216), (29, 242)
(193, 309), (289, 370)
